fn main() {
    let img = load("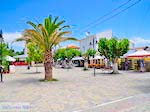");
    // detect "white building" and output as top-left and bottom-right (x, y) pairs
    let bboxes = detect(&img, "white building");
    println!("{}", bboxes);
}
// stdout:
(80, 30), (113, 53)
